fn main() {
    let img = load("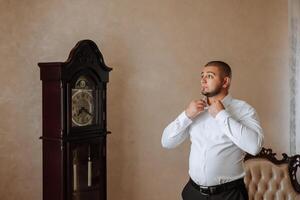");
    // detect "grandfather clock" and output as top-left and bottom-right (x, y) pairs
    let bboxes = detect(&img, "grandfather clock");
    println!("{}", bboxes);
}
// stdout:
(39, 40), (112, 200)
